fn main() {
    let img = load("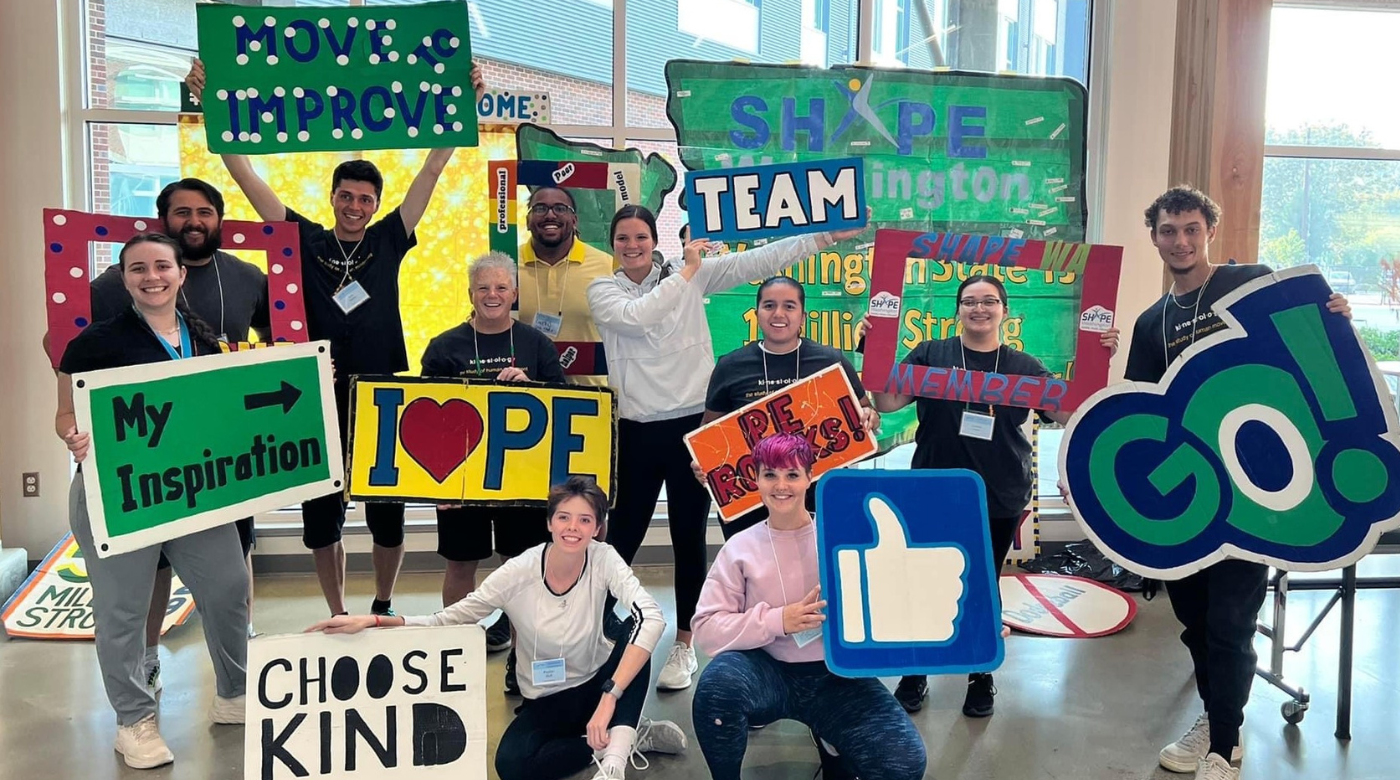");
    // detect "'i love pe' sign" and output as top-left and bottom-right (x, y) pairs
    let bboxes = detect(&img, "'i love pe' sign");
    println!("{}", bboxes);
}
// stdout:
(196, 1), (478, 154)
(684, 158), (866, 242)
